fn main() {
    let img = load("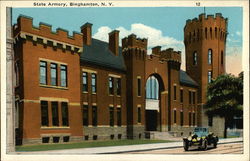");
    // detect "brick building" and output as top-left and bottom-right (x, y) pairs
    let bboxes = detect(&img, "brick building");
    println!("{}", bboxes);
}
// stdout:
(13, 13), (227, 145)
